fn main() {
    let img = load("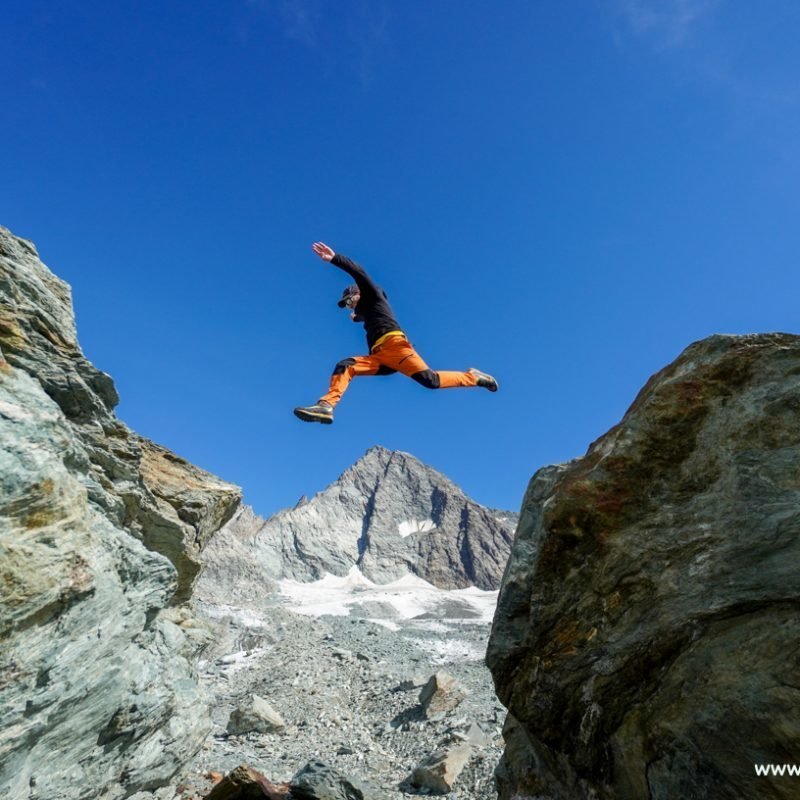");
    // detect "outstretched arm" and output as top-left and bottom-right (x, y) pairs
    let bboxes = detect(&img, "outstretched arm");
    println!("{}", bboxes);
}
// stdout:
(311, 241), (379, 297)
